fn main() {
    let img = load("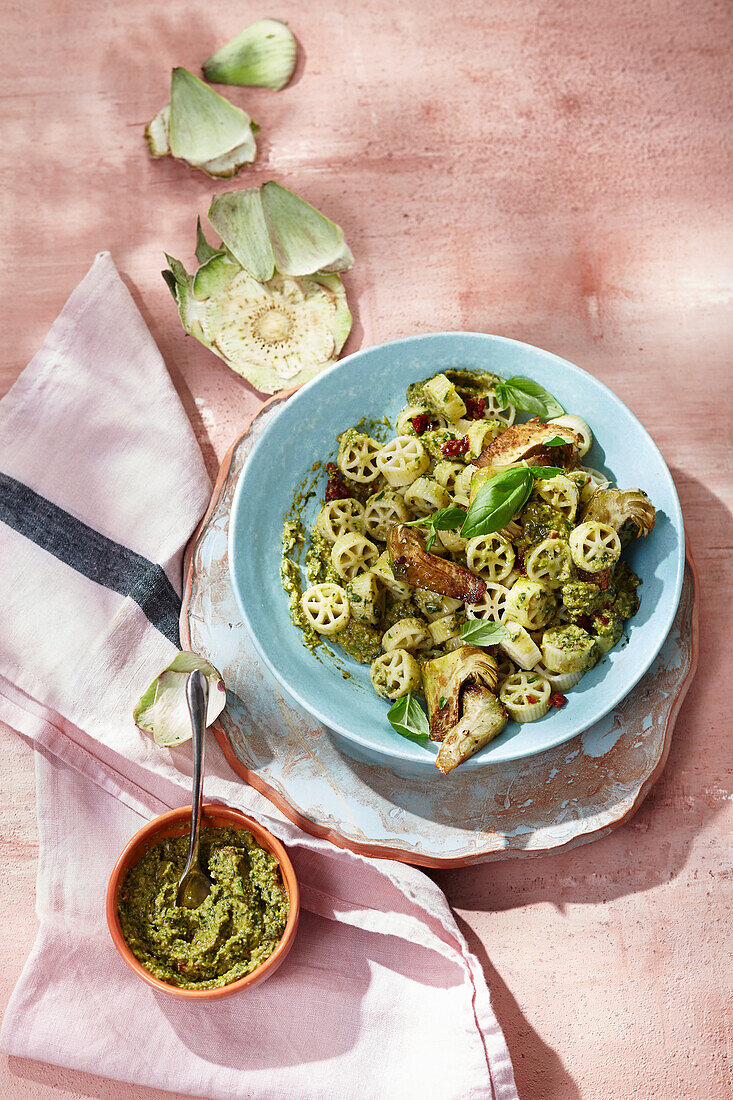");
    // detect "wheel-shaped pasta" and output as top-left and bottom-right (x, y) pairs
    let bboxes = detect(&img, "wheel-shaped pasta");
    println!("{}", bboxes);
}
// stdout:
(533, 662), (585, 691)
(375, 436), (429, 487)
(436, 526), (468, 553)
(466, 533), (515, 581)
(462, 419), (503, 460)
(370, 649), (422, 700)
(345, 572), (382, 624)
(315, 498), (365, 544)
(500, 671), (551, 722)
(413, 588), (463, 621)
(301, 583), (350, 635)
(525, 538), (572, 589)
(549, 414), (593, 457)
(402, 476), (451, 517)
(395, 404), (449, 435)
(534, 475), (579, 521)
(422, 373), (466, 422)
(452, 465), (475, 506)
(483, 387), (515, 426)
(541, 624), (596, 673)
(363, 490), (409, 541)
(382, 617), (430, 653)
(569, 522), (621, 573)
(330, 531), (379, 581)
(499, 621), (542, 669)
(372, 550), (412, 600)
(503, 577), (557, 630)
(466, 582), (510, 622)
(576, 467), (612, 506)
(433, 460), (466, 494)
(427, 613), (463, 646)
(336, 431), (381, 484)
